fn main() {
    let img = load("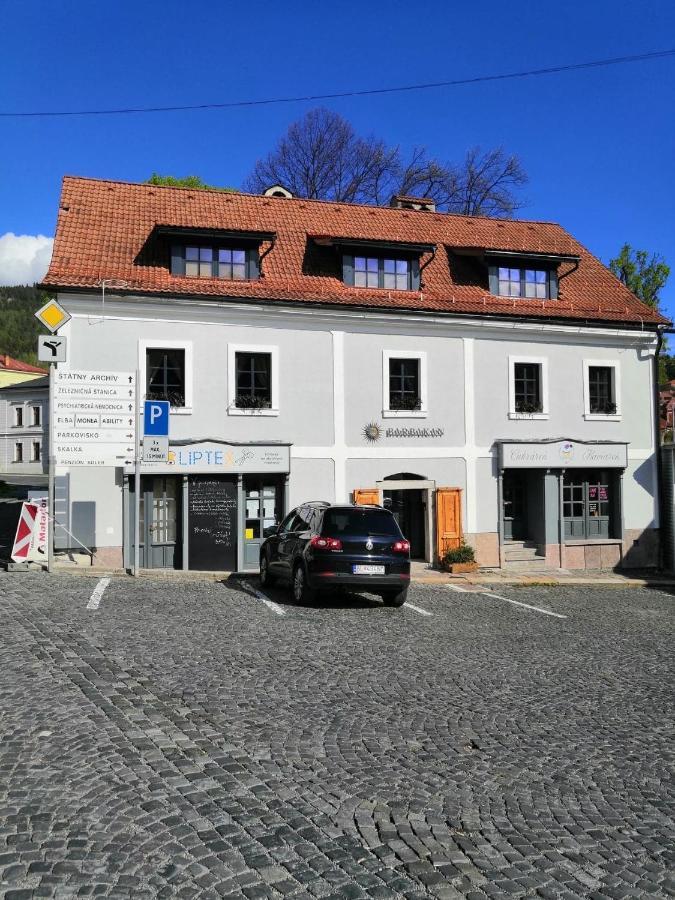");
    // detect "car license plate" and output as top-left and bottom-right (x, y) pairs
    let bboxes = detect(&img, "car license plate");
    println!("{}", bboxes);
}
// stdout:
(353, 564), (385, 575)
